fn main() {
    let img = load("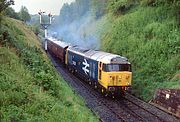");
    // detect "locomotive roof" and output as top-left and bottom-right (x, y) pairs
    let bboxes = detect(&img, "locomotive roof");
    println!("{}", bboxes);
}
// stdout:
(90, 51), (128, 64)
(68, 46), (129, 64)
